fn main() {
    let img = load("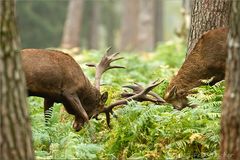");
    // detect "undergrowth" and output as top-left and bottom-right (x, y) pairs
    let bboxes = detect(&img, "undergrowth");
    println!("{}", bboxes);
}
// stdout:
(28, 40), (224, 159)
